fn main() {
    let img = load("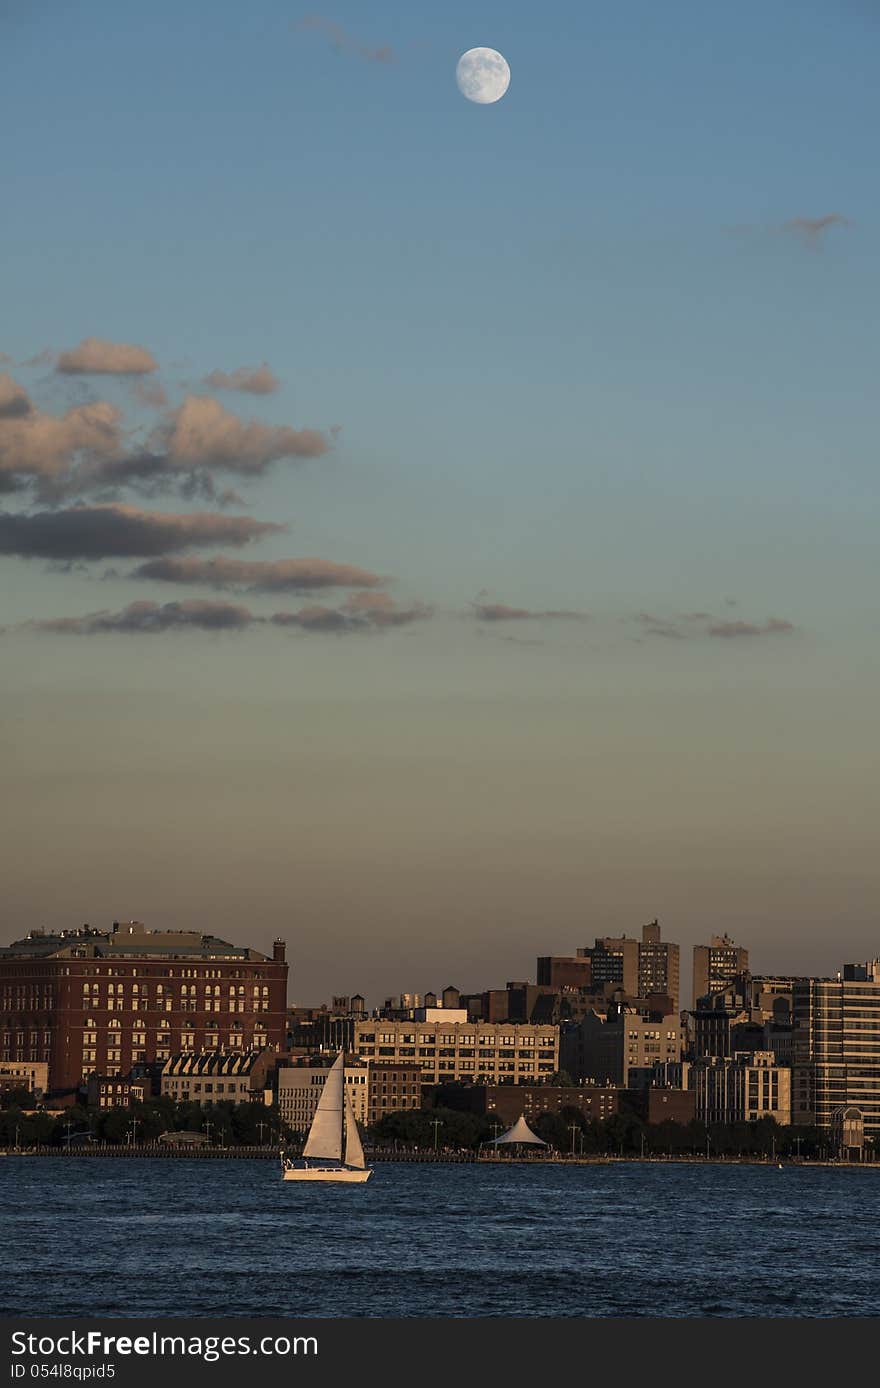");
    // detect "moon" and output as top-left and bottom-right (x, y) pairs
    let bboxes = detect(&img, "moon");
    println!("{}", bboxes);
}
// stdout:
(456, 47), (510, 105)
